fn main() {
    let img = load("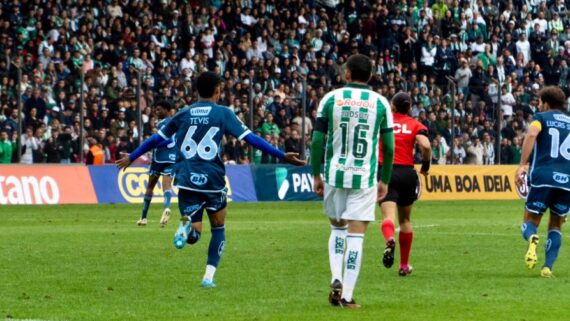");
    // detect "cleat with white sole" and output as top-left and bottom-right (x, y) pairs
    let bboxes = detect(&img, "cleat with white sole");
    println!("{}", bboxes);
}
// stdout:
(160, 209), (171, 227)
(137, 218), (148, 226)
(201, 279), (216, 288)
